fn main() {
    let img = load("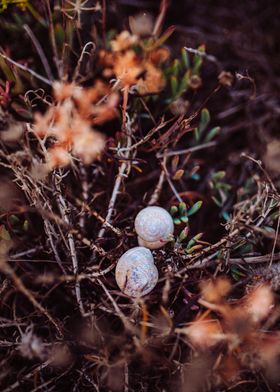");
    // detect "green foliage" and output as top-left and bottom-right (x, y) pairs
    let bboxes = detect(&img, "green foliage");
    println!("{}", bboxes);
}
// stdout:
(194, 108), (221, 143)
(184, 233), (203, 253)
(187, 200), (203, 217)
(170, 200), (203, 225)
(165, 46), (205, 102)
(209, 171), (232, 214)
(192, 44), (205, 75)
